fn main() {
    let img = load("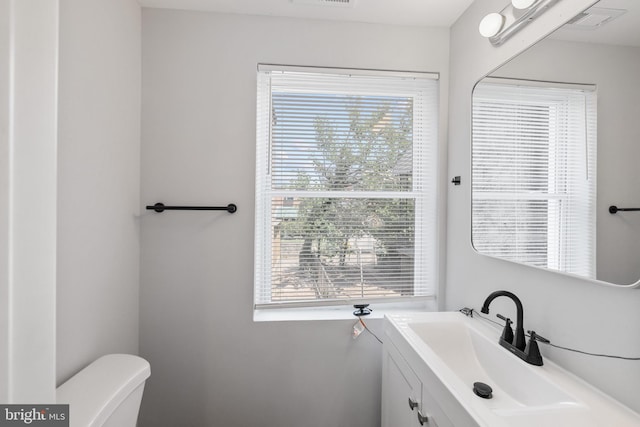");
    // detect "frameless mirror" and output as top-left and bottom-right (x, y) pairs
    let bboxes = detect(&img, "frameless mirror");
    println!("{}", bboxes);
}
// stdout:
(472, 0), (640, 286)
